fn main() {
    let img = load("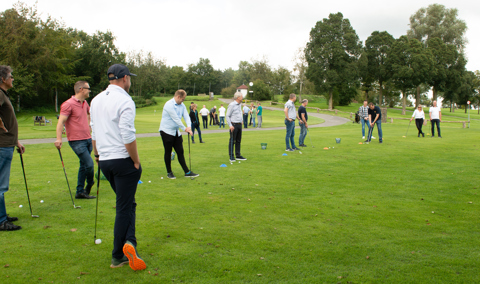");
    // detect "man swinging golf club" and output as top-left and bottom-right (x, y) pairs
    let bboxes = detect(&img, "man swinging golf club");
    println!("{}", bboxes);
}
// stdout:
(0, 65), (25, 231)
(55, 81), (96, 199)
(91, 64), (146, 270)
(159, 89), (199, 179)
(365, 102), (383, 143)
